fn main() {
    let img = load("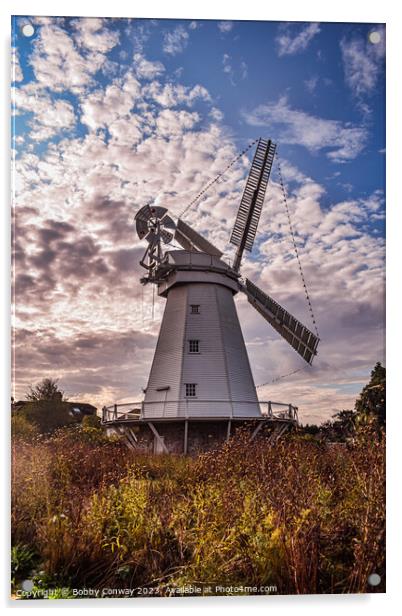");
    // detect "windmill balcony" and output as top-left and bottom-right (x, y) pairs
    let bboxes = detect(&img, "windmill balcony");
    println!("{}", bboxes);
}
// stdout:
(101, 400), (299, 454)
(101, 400), (299, 424)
